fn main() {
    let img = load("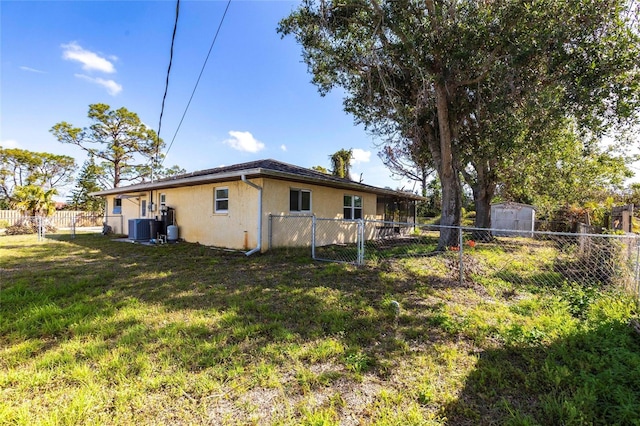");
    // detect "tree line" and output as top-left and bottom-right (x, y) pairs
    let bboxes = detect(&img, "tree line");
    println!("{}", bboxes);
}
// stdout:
(1, 103), (185, 216)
